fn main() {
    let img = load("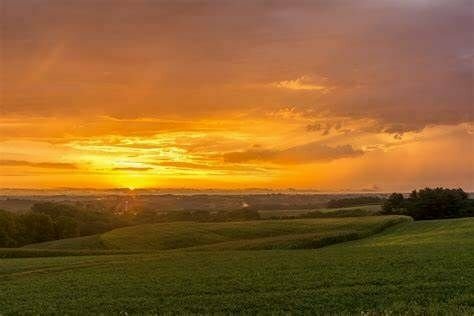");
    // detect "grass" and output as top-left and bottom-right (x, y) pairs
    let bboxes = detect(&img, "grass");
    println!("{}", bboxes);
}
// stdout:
(24, 215), (407, 252)
(258, 204), (382, 219)
(0, 248), (138, 258)
(0, 217), (472, 314)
